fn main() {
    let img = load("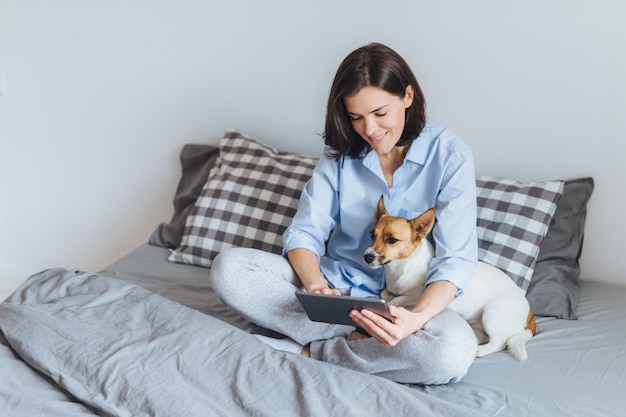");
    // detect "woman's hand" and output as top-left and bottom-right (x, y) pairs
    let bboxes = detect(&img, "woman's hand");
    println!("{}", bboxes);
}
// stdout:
(349, 305), (428, 346)
(349, 281), (458, 346)
(308, 285), (341, 296)
(287, 249), (341, 295)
